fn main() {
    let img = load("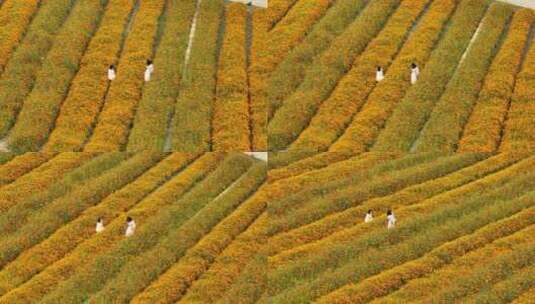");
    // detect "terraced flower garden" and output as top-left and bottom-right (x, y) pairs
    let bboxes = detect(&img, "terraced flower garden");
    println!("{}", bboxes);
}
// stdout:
(0, 152), (268, 303)
(266, 0), (535, 153)
(0, 0), (266, 153)
(264, 151), (535, 303)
